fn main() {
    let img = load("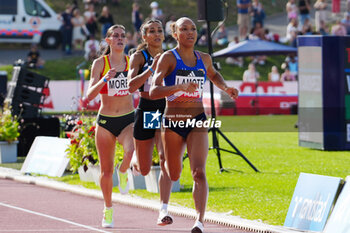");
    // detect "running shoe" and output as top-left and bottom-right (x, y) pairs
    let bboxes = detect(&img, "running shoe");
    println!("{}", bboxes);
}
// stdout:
(191, 220), (204, 233)
(117, 166), (129, 194)
(101, 207), (114, 228)
(157, 209), (173, 226)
